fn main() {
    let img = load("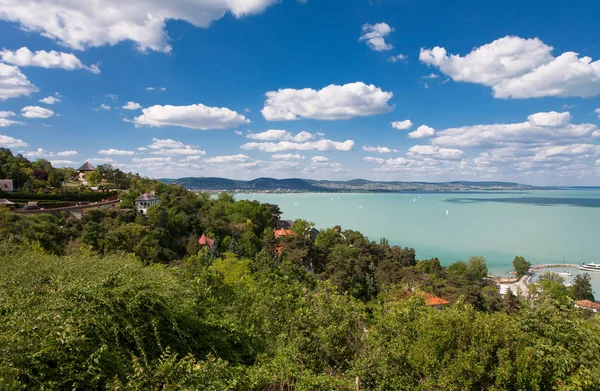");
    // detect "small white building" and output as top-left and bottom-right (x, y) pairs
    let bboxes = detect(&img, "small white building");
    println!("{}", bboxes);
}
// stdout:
(0, 179), (14, 193)
(134, 192), (160, 215)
